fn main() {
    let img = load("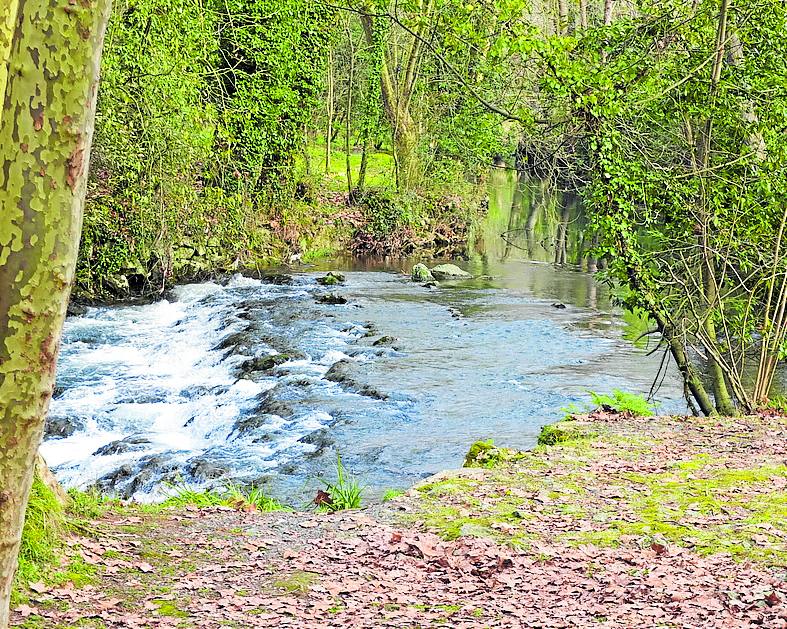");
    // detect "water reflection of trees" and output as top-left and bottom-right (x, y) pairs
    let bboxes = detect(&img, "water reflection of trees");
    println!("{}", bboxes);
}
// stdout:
(497, 171), (597, 270)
